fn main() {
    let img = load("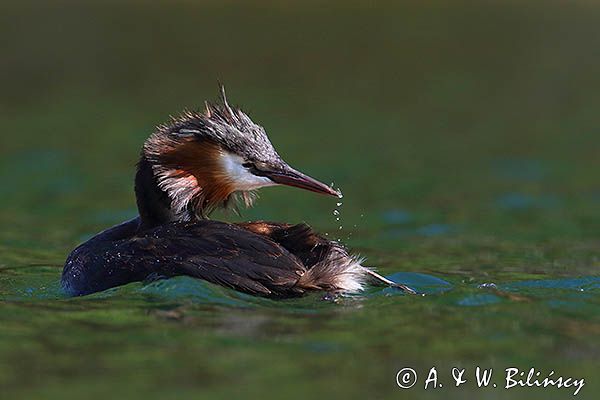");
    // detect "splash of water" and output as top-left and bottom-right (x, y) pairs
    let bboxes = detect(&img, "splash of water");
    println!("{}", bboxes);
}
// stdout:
(329, 184), (344, 241)
(327, 187), (366, 243)
(333, 201), (343, 241)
